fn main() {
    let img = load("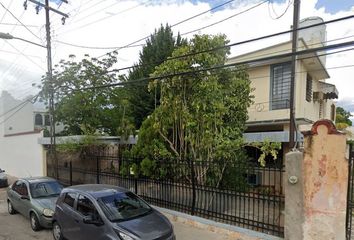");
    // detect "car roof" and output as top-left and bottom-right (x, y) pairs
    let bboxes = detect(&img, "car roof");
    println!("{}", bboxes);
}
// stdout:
(19, 176), (57, 184)
(64, 184), (129, 199)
